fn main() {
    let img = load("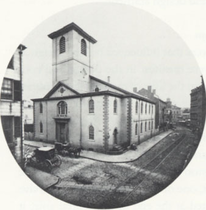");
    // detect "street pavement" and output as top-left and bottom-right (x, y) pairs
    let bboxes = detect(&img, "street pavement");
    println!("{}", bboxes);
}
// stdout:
(23, 130), (173, 198)
(24, 130), (172, 163)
